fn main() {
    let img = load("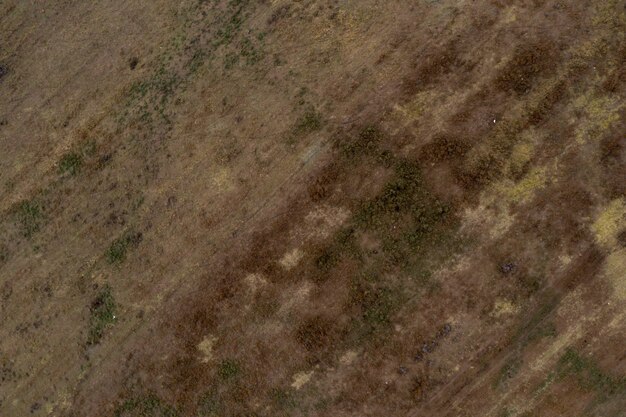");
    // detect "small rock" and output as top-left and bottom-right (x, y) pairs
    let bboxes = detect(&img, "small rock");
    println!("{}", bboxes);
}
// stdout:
(421, 341), (437, 354)
(501, 262), (516, 274)
(398, 366), (408, 375)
